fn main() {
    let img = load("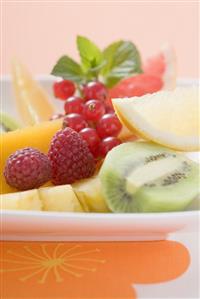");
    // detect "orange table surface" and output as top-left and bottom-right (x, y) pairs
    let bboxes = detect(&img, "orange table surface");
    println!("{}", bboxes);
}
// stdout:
(1, 232), (199, 299)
